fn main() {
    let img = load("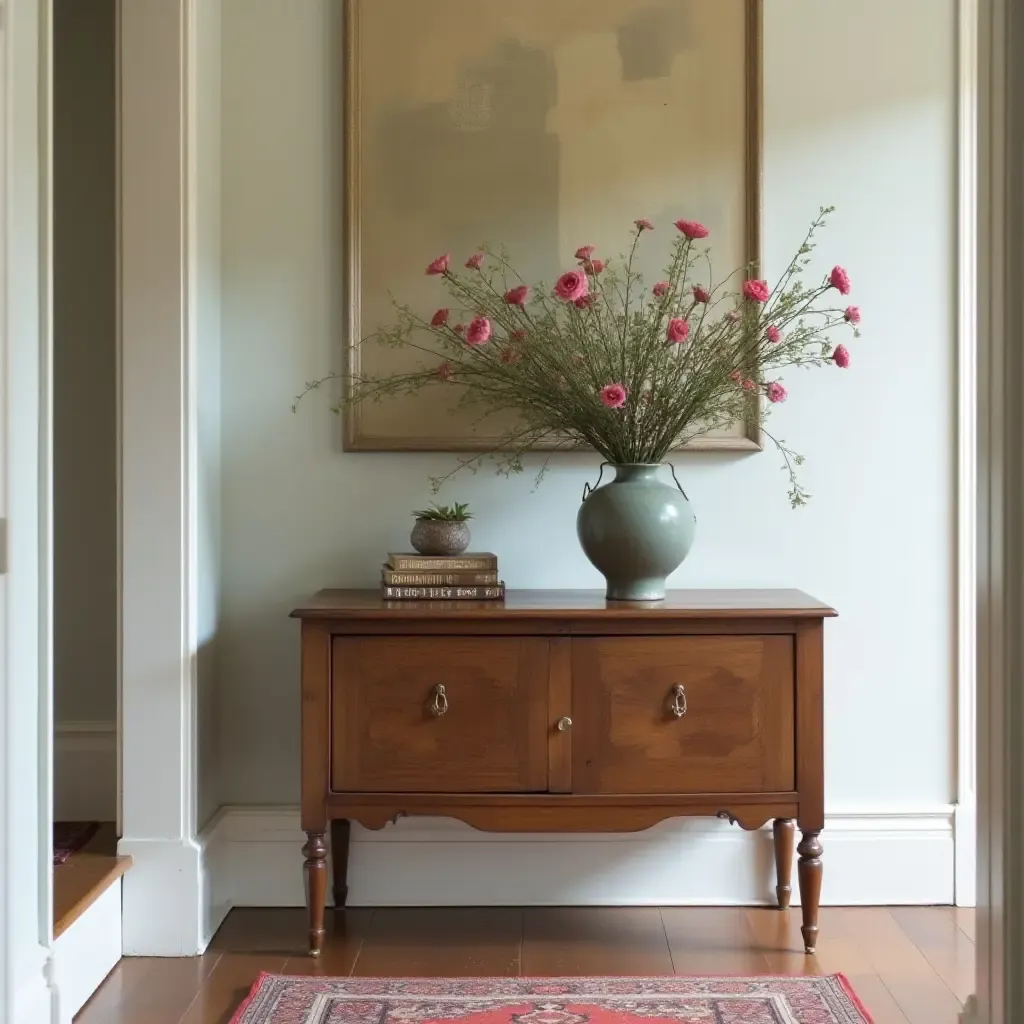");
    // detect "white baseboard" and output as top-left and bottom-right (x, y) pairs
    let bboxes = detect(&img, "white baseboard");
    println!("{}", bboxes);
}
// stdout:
(54, 721), (117, 822)
(119, 836), (207, 956)
(202, 805), (956, 913)
(53, 877), (122, 1023)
